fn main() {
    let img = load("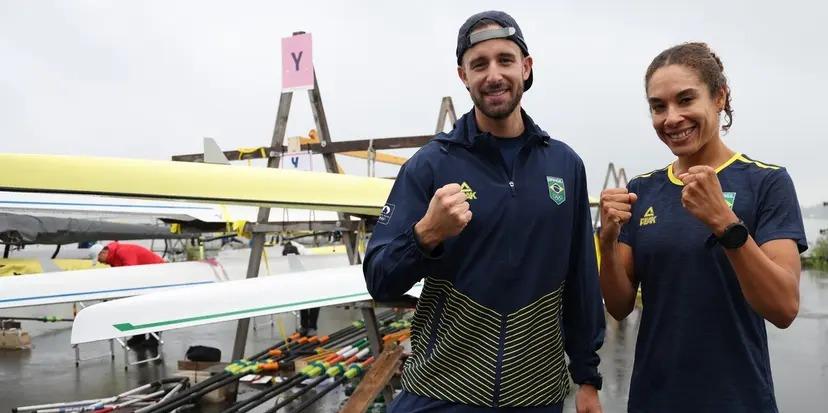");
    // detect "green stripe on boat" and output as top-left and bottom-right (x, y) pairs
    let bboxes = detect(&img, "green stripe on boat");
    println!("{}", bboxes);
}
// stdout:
(112, 291), (371, 332)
